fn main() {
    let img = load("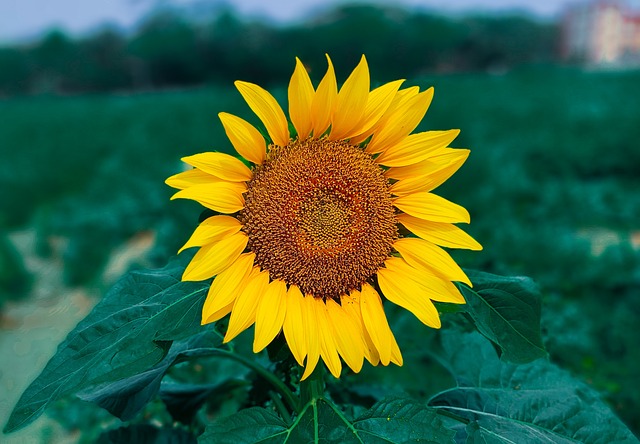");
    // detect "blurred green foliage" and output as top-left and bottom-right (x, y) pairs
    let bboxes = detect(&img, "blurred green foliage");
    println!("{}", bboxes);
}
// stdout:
(414, 68), (640, 434)
(0, 230), (31, 308)
(0, 5), (557, 96)
(0, 19), (638, 434)
(2, 67), (639, 429)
